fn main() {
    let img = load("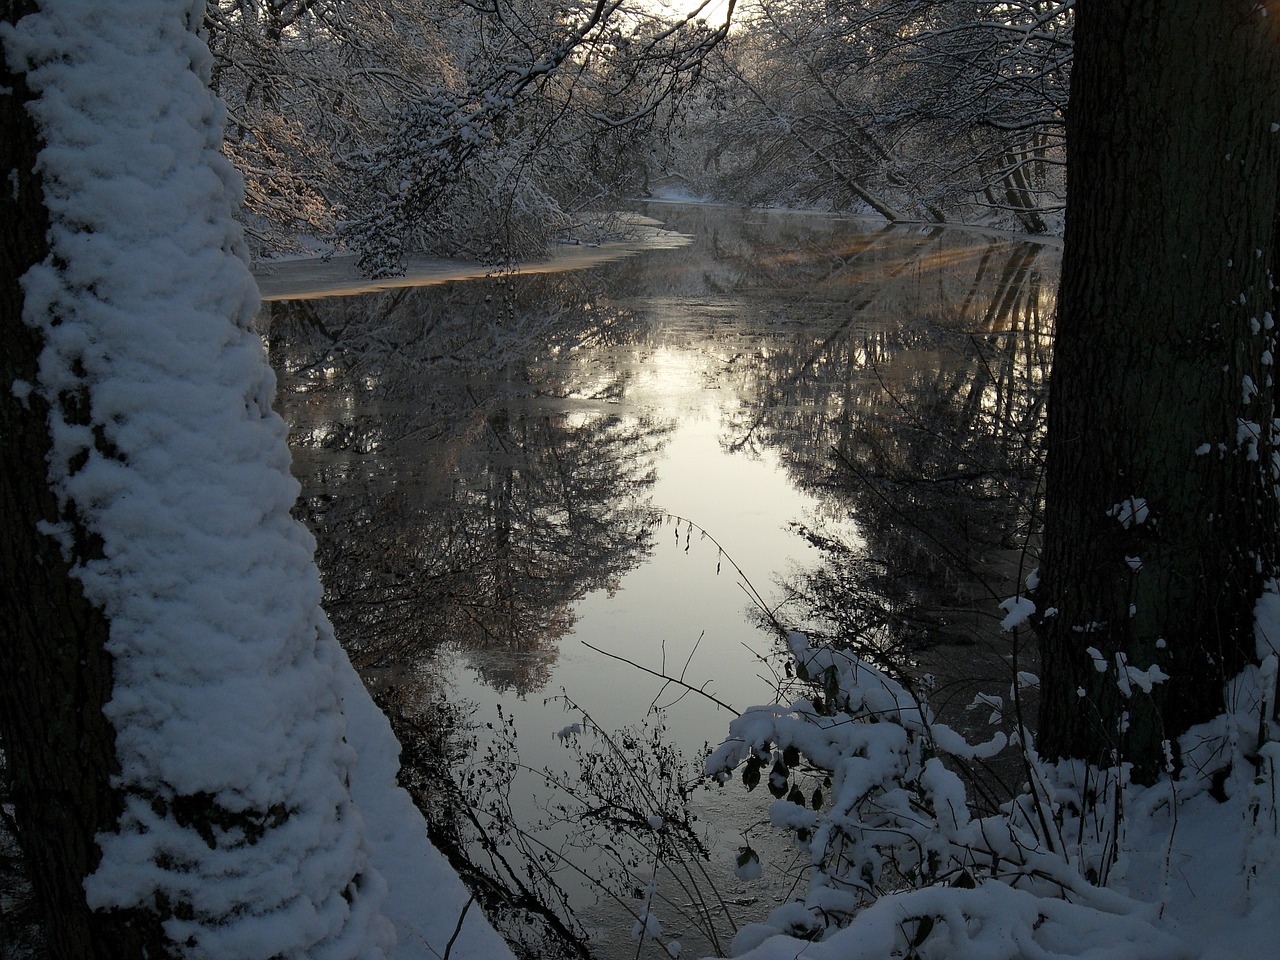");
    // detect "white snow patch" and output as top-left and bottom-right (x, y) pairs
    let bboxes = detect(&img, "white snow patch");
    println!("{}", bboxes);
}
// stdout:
(728, 882), (1193, 960)
(735, 847), (764, 881)
(999, 595), (1036, 630)
(967, 692), (1004, 724)
(1113, 653), (1170, 697)
(1108, 497), (1150, 528)
(1238, 419), (1262, 460)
